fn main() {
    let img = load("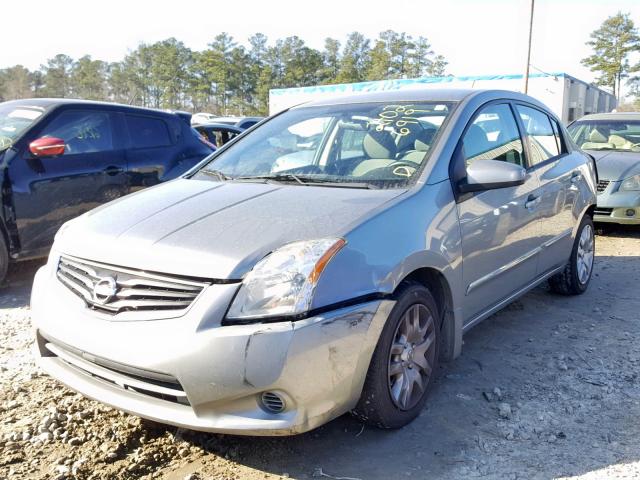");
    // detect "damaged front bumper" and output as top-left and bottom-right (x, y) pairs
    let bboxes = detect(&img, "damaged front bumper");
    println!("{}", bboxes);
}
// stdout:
(31, 265), (394, 436)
